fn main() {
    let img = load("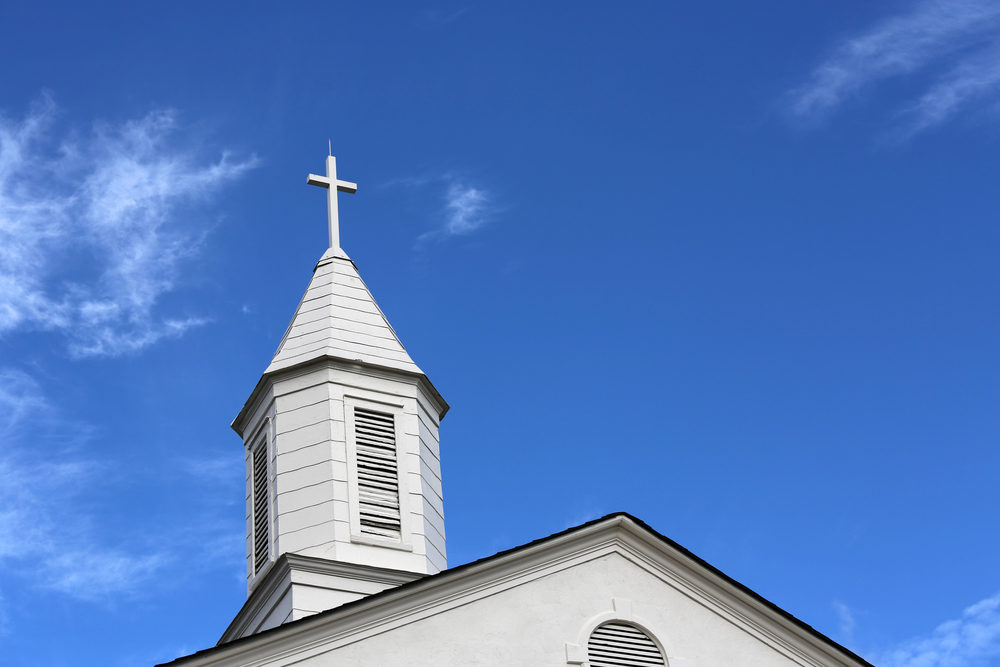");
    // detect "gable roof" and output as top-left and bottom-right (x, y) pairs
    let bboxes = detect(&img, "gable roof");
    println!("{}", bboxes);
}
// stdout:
(266, 248), (422, 376)
(159, 512), (873, 667)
